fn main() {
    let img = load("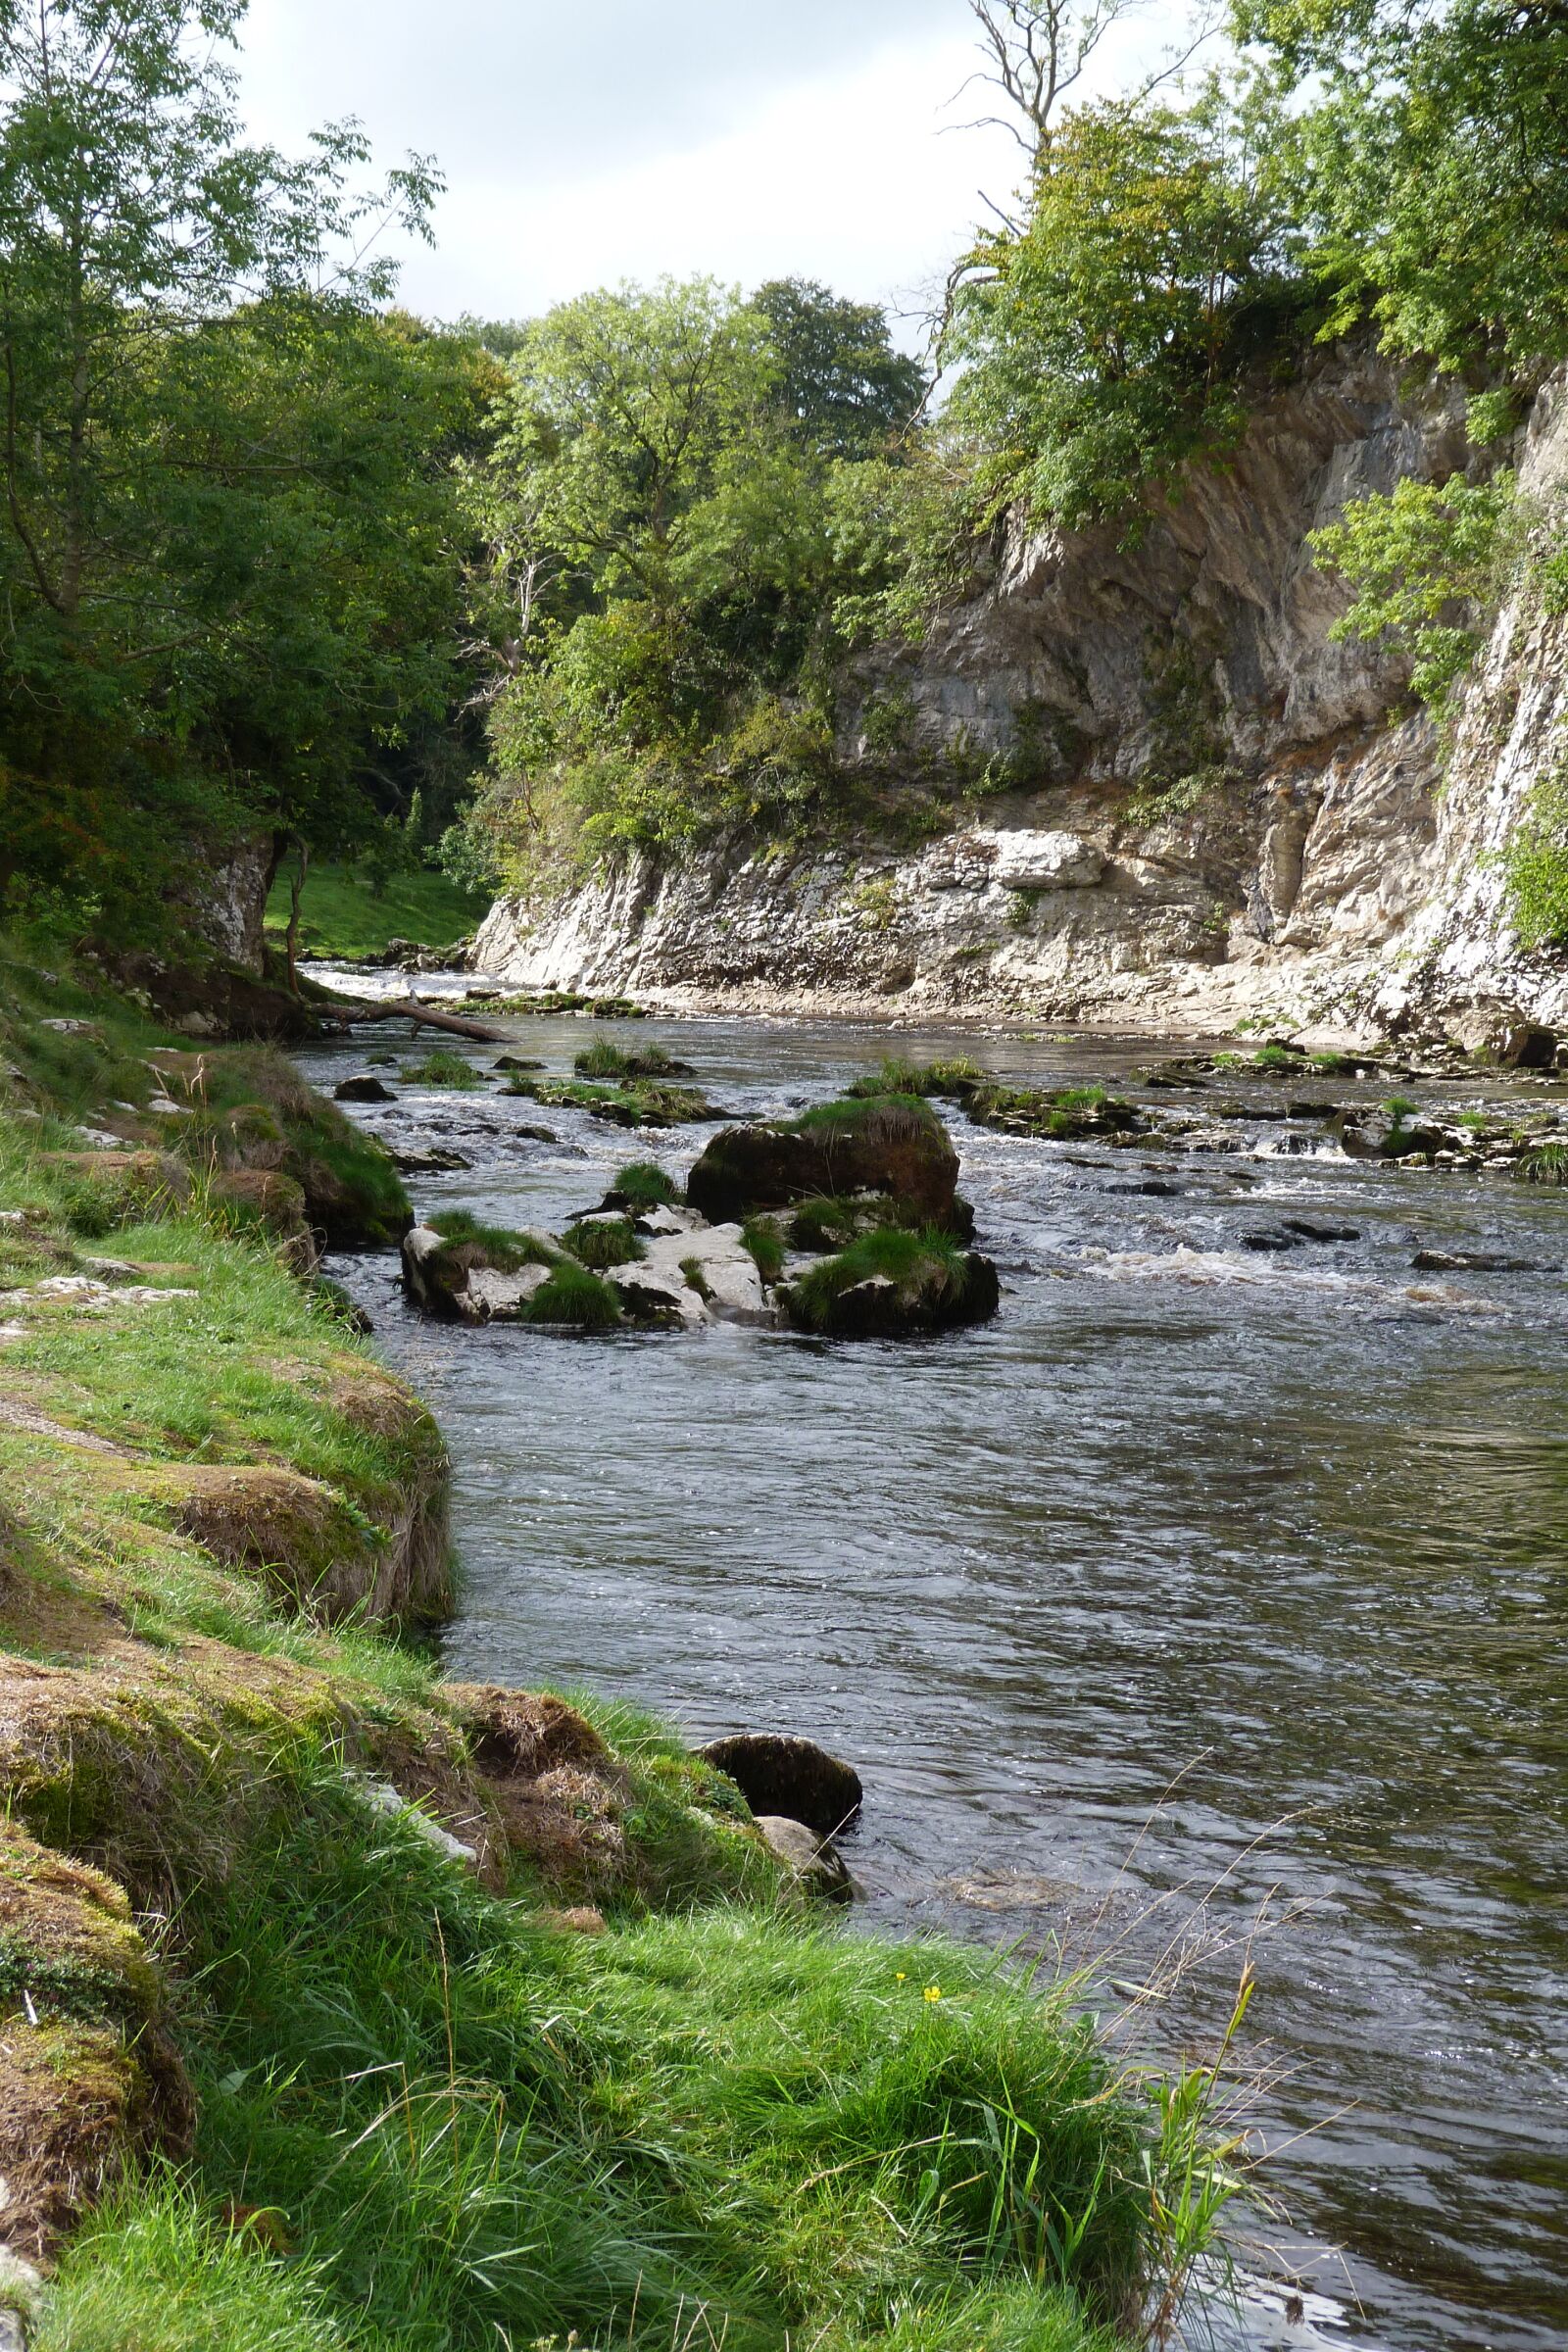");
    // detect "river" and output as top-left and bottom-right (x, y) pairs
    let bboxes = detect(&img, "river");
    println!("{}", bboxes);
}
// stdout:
(301, 987), (1568, 2352)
